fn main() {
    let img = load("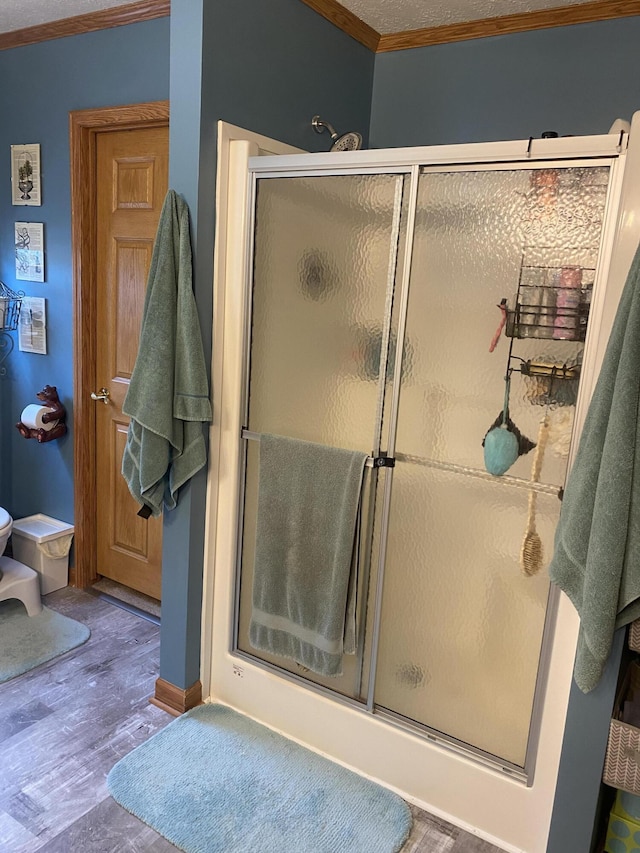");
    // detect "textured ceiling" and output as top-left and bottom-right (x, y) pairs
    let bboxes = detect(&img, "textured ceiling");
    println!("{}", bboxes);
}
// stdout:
(340, 0), (606, 34)
(0, 0), (129, 33)
(0, 0), (608, 35)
